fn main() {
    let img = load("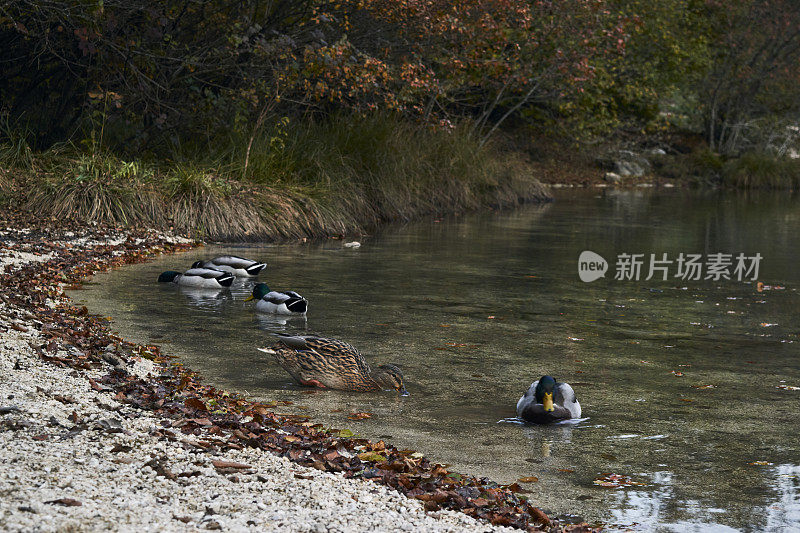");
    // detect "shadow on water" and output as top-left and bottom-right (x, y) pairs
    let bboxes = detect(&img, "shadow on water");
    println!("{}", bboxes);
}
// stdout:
(71, 189), (800, 531)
